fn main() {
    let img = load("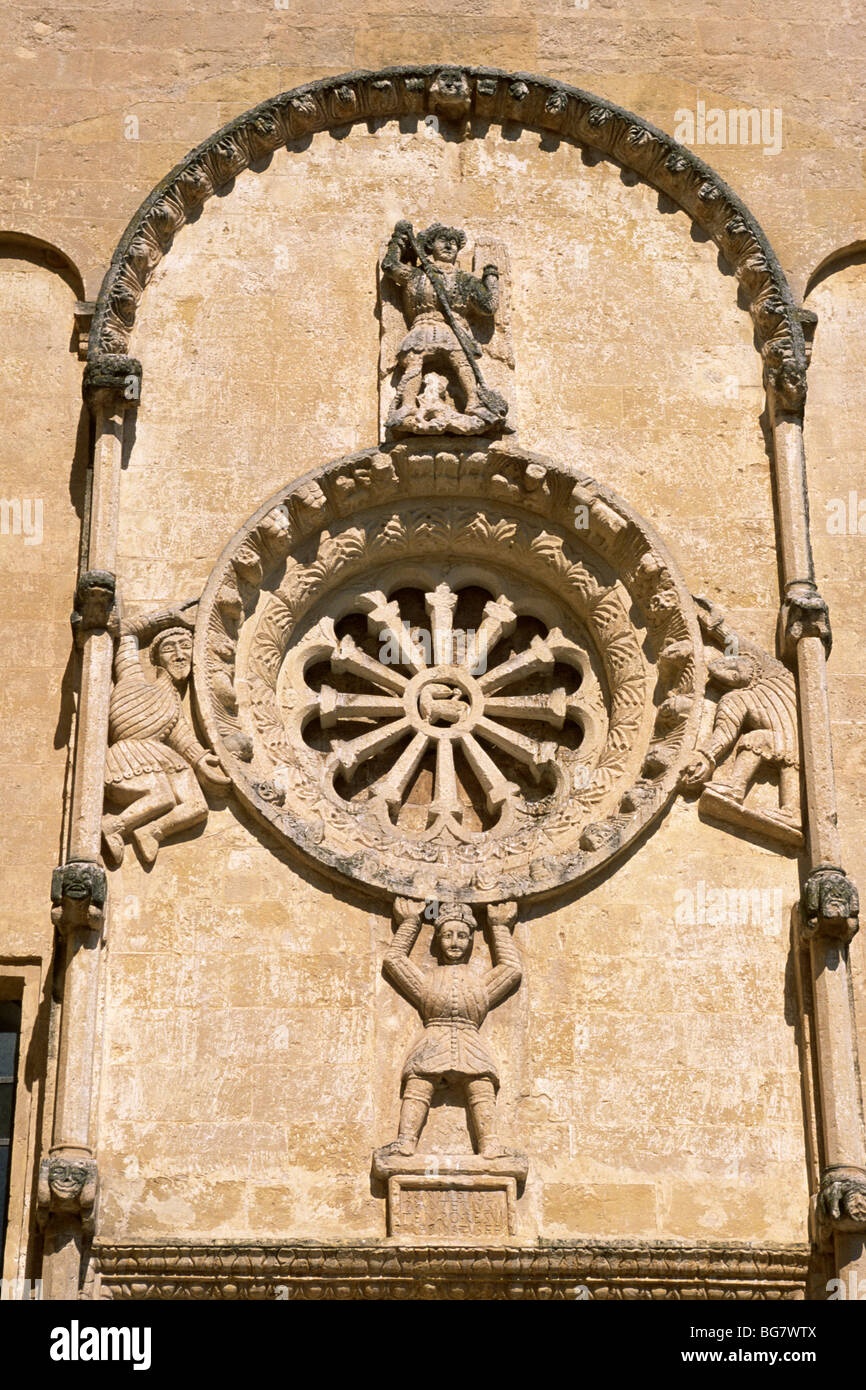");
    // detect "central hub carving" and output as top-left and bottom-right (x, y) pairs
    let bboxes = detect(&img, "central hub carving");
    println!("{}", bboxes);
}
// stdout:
(414, 675), (473, 729)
